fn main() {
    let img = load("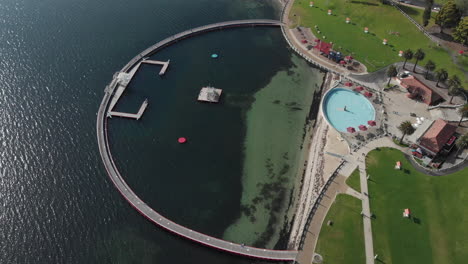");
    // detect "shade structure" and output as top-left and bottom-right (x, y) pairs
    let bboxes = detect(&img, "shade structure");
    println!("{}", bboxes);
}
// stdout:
(347, 127), (356, 133)
(367, 120), (376, 126)
(359, 125), (368, 131)
(355, 86), (364, 92)
(339, 60), (346, 65)
(344, 82), (353, 87)
(364, 91), (373, 97)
